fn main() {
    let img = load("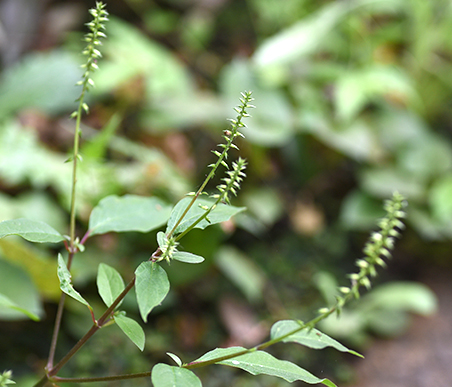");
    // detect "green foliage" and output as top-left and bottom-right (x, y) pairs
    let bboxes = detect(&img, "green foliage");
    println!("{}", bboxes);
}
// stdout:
(152, 364), (202, 387)
(270, 320), (362, 356)
(1, 1), (436, 386)
(0, 259), (42, 321)
(165, 197), (245, 236)
(0, 370), (15, 386)
(96, 263), (125, 308)
(190, 347), (337, 386)
(135, 262), (170, 323)
(57, 254), (91, 311)
(88, 195), (172, 236)
(0, 219), (64, 243)
(114, 311), (145, 351)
